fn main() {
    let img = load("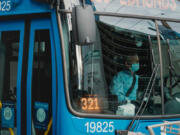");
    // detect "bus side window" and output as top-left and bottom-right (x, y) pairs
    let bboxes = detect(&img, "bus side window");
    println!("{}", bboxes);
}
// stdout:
(0, 40), (6, 100)
(31, 30), (52, 134)
(0, 31), (20, 101)
(0, 31), (20, 134)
